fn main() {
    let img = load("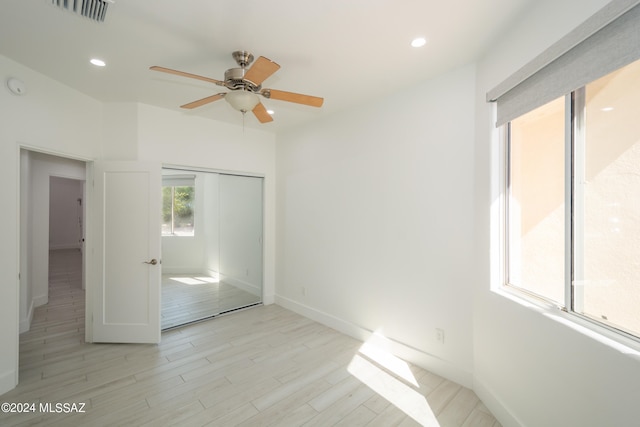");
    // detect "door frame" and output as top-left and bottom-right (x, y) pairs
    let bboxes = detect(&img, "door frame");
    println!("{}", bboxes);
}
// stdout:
(17, 145), (94, 377)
